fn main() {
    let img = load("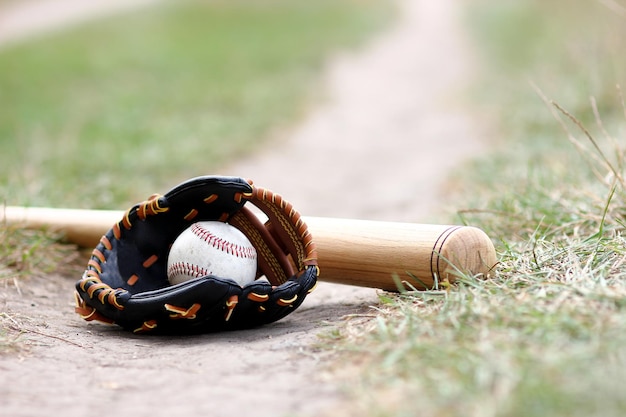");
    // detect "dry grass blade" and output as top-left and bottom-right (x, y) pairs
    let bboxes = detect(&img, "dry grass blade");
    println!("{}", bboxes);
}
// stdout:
(591, 95), (625, 171)
(619, 84), (626, 120)
(0, 313), (26, 355)
(531, 82), (612, 184)
(551, 100), (624, 188)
